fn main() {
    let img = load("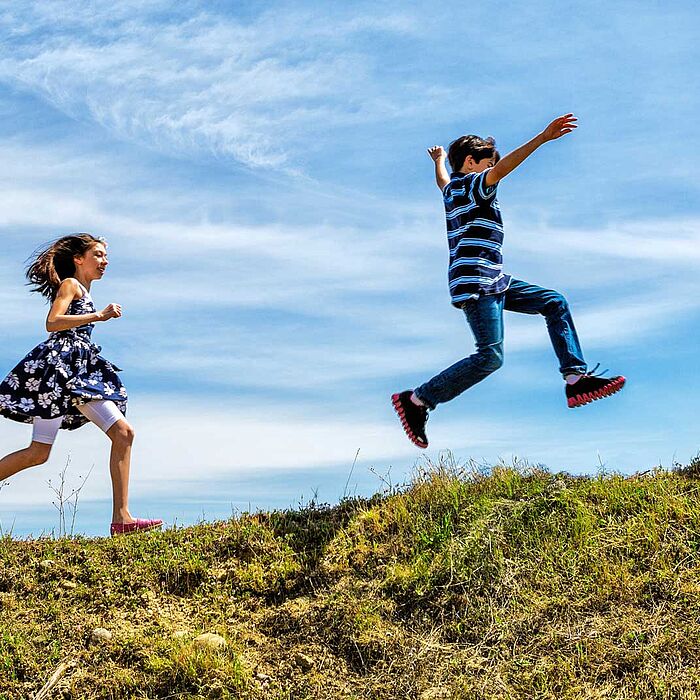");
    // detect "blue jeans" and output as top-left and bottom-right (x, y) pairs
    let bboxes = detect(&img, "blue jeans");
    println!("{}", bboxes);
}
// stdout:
(414, 279), (587, 410)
